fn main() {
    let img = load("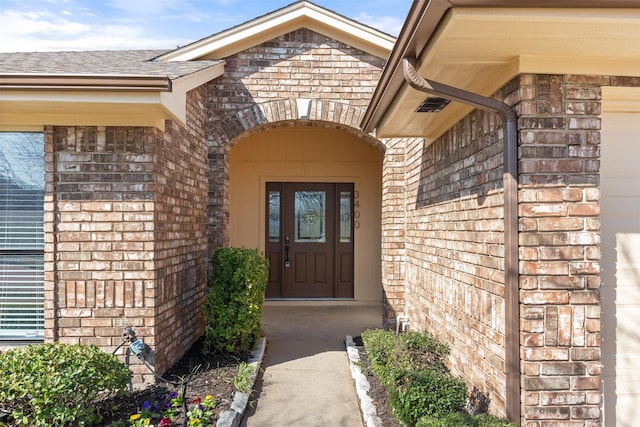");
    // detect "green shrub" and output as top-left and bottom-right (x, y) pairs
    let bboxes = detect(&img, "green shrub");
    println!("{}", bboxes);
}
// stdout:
(474, 413), (518, 426)
(0, 342), (131, 426)
(416, 412), (518, 427)
(417, 411), (478, 427)
(399, 331), (450, 373)
(390, 369), (467, 426)
(361, 329), (402, 387)
(204, 247), (269, 353)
